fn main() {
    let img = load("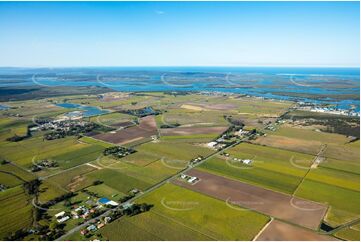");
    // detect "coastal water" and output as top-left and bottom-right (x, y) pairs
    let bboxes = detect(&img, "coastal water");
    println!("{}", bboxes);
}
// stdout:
(56, 103), (109, 117)
(0, 67), (359, 111)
